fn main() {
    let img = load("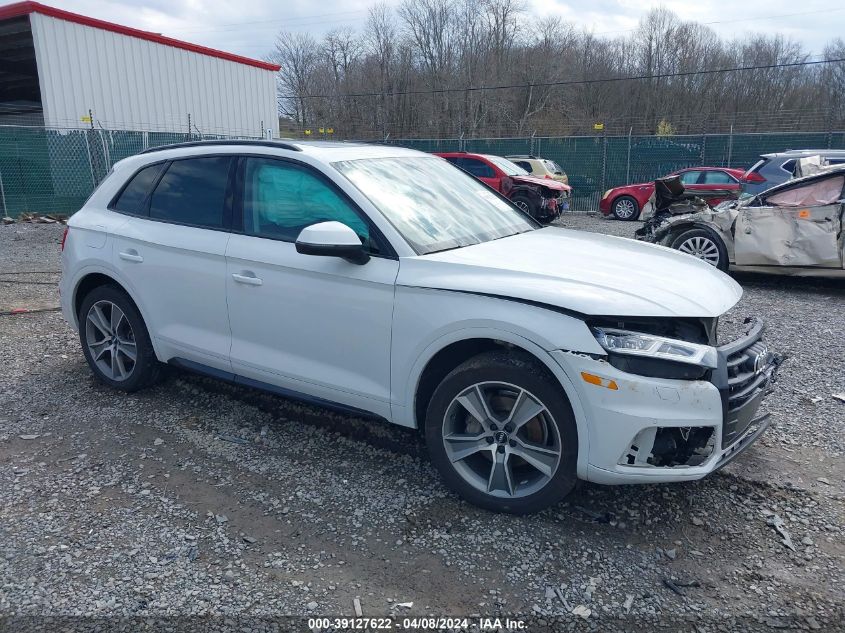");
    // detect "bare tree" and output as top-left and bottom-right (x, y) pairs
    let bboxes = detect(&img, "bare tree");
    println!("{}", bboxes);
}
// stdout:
(270, 4), (844, 137)
(272, 32), (319, 126)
